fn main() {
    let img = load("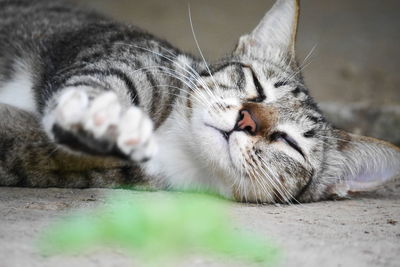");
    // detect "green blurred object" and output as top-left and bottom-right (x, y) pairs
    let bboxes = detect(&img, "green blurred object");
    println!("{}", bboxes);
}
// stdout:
(40, 192), (279, 266)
